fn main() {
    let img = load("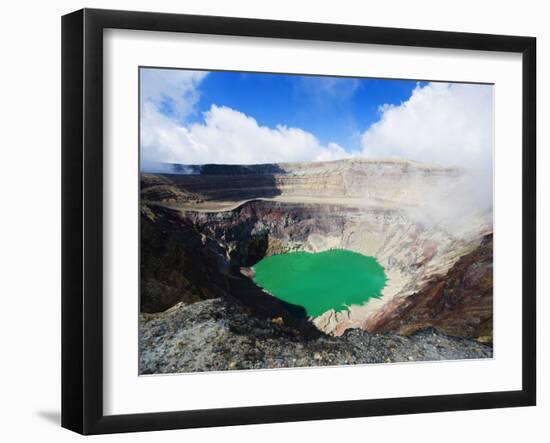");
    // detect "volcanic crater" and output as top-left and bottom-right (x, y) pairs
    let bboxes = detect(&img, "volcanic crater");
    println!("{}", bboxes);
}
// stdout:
(139, 158), (493, 373)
